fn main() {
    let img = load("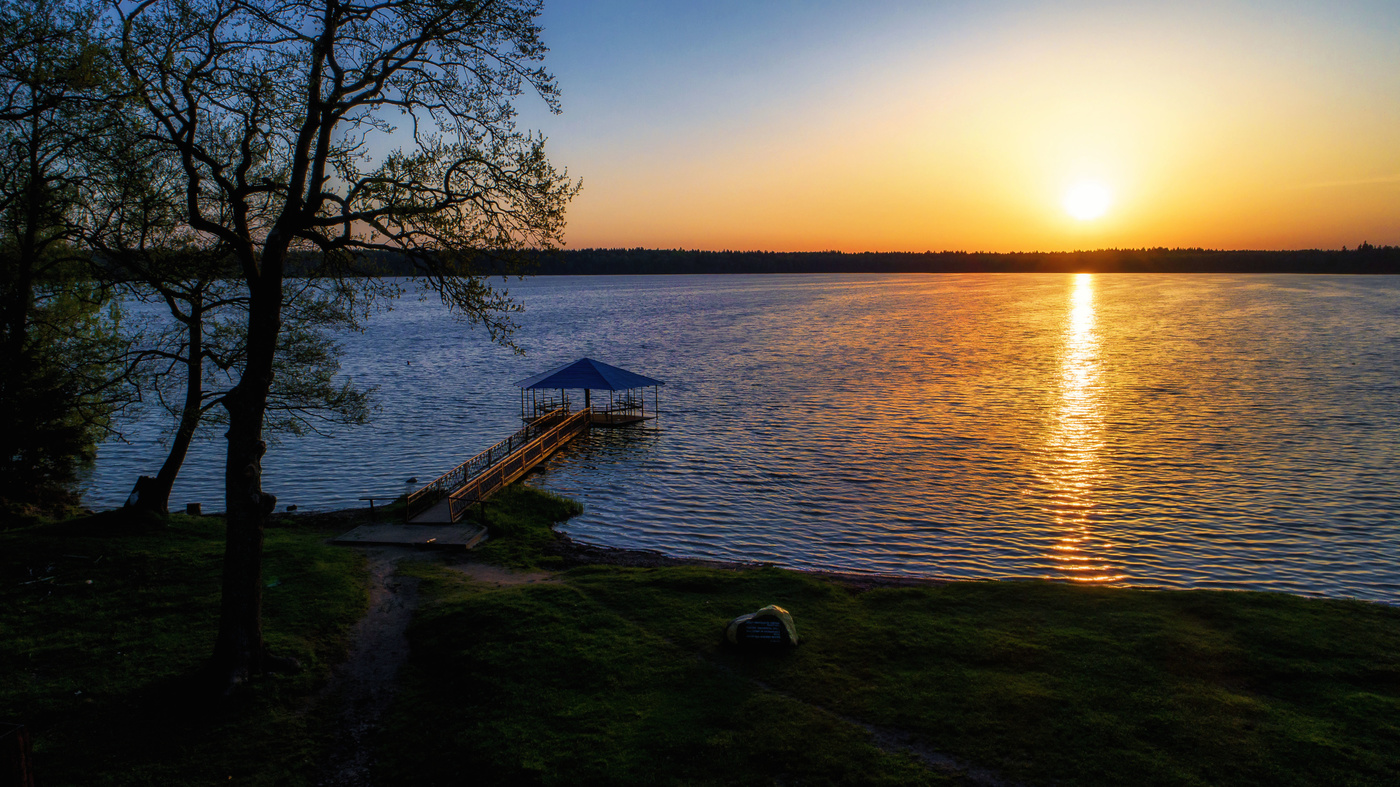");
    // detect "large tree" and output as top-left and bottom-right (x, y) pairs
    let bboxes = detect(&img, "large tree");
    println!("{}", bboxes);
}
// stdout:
(0, 0), (131, 512)
(82, 121), (377, 515)
(116, 0), (577, 691)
